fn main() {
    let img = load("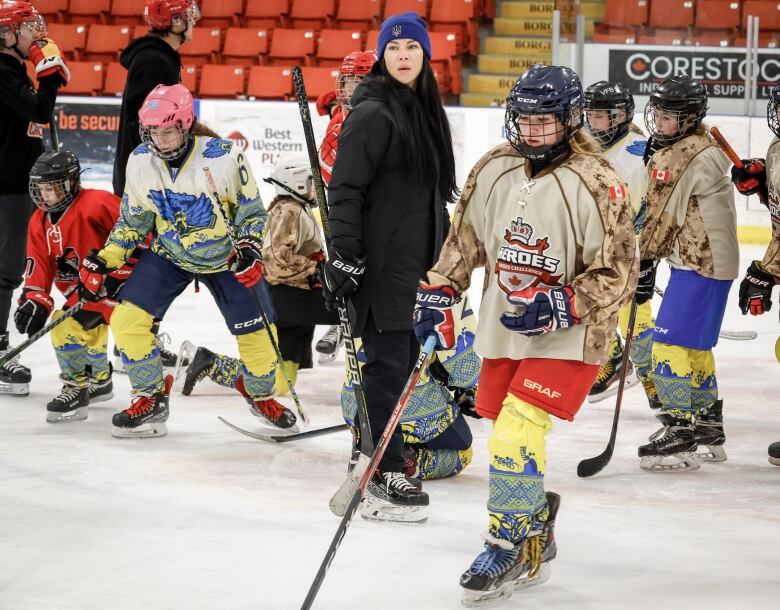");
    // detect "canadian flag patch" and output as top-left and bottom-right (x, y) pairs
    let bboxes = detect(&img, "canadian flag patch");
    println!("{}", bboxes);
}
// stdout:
(652, 169), (671, 182)
(609, 184), (625, 199)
